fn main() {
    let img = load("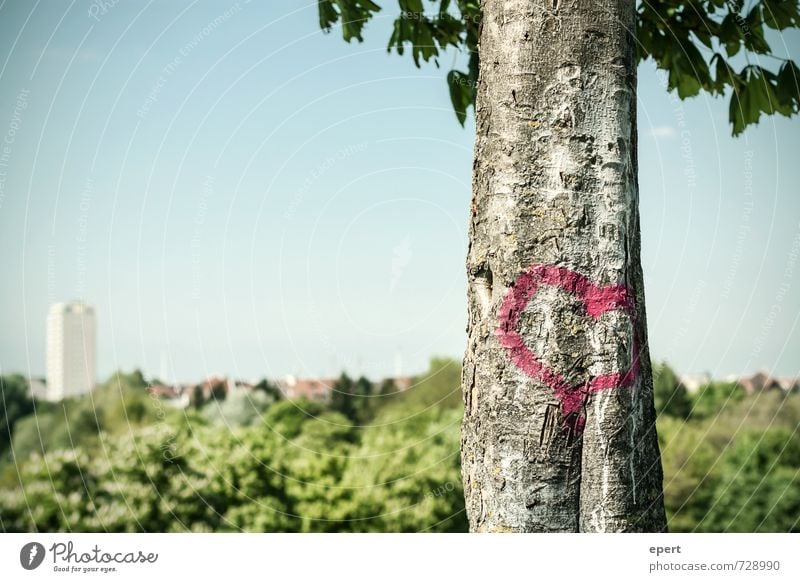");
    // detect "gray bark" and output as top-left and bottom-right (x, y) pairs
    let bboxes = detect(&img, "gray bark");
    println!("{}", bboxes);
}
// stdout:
(461, 0), (666, 532)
